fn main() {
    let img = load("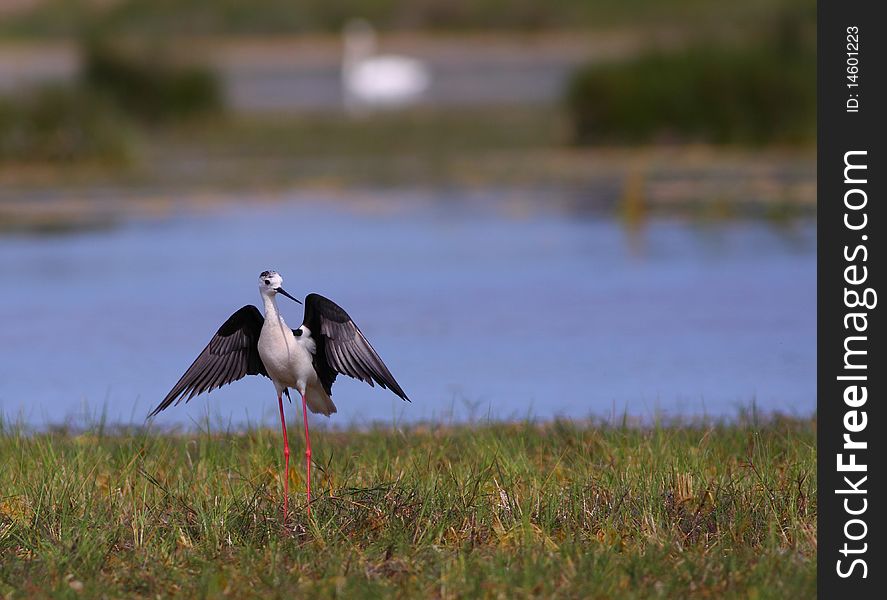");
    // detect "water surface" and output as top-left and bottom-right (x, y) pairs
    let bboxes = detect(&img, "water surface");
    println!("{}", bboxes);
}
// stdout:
(0, 190), (815, 427)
